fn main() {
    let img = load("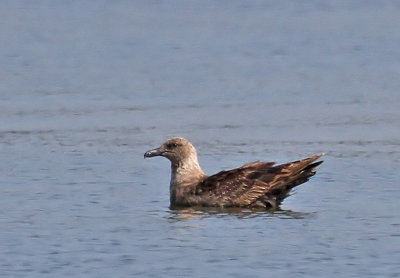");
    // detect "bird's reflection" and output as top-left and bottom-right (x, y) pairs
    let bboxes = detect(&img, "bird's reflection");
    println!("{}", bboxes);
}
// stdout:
(167, 206), (314, 221)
